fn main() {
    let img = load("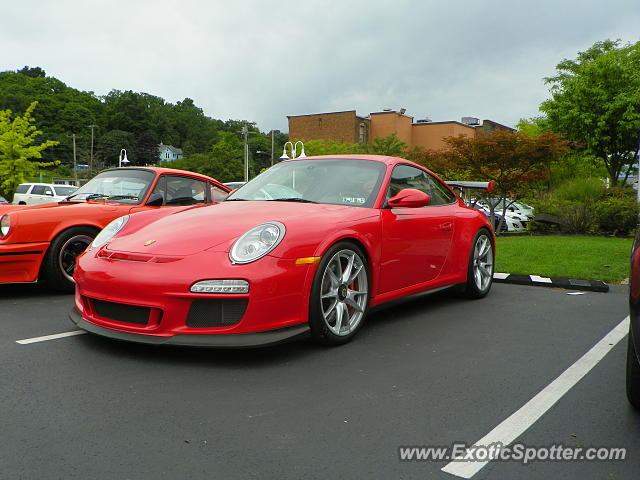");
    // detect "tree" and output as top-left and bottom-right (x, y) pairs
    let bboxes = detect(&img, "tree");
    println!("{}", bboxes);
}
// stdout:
(540, 39), (640, 186)
(17, 66), (46, 78)
(0, 102), (58, 196)
(136, 131), (160, 165)
(302, 139), (368, 156)
(96, 130), (136, 167)
(443, 130), (567, 233)
(370, 133), (408, 156)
